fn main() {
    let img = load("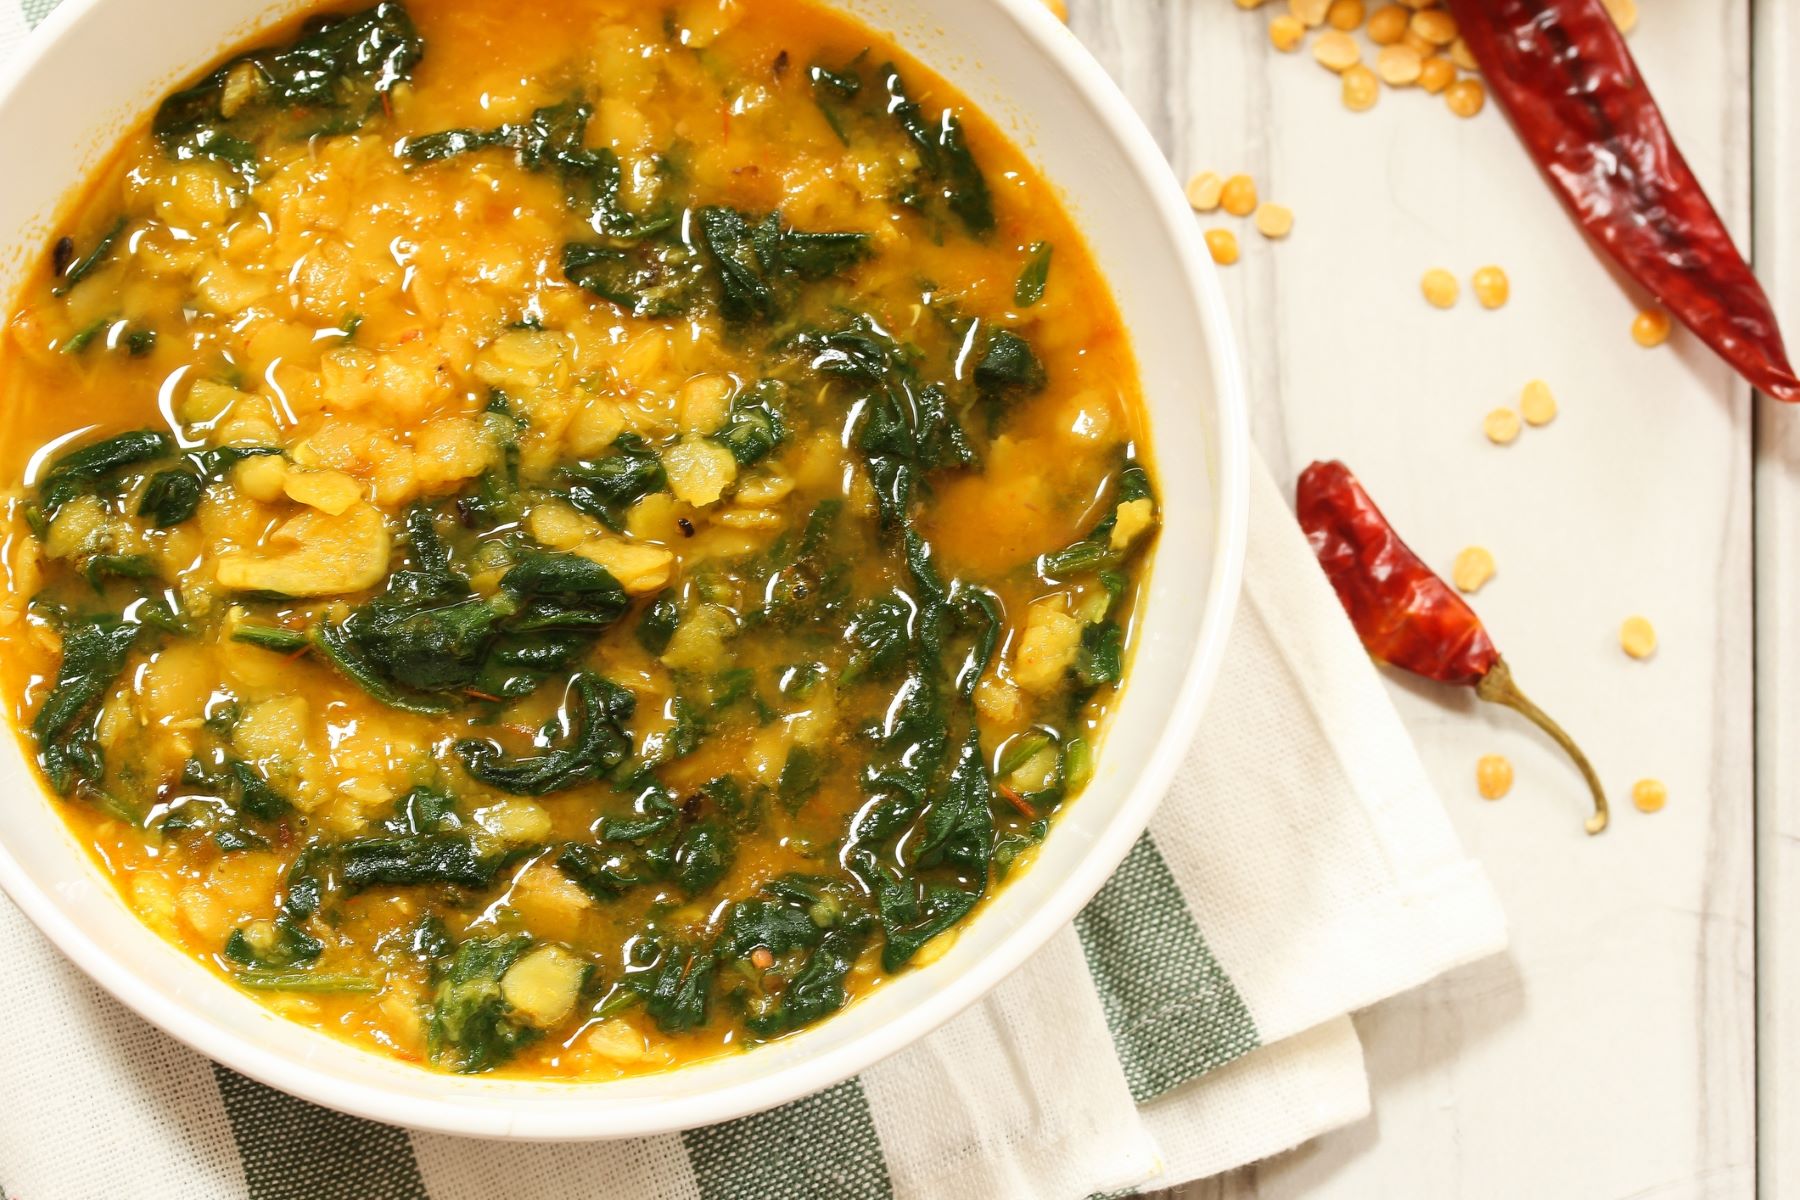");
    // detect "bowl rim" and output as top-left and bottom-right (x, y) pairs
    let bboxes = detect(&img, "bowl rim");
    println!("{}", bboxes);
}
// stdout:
(0, 0), (1250, 1138)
